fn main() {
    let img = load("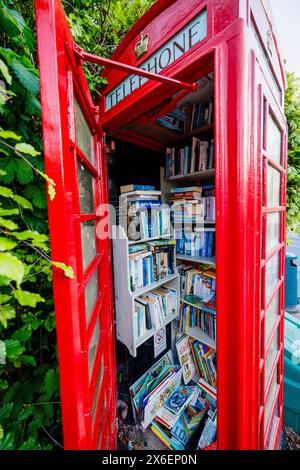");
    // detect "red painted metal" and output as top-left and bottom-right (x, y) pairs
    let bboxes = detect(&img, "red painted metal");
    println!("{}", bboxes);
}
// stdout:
(73, 44), (197, 92)
(35, 0), (287, 450)
(35, 0), (117, 450)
